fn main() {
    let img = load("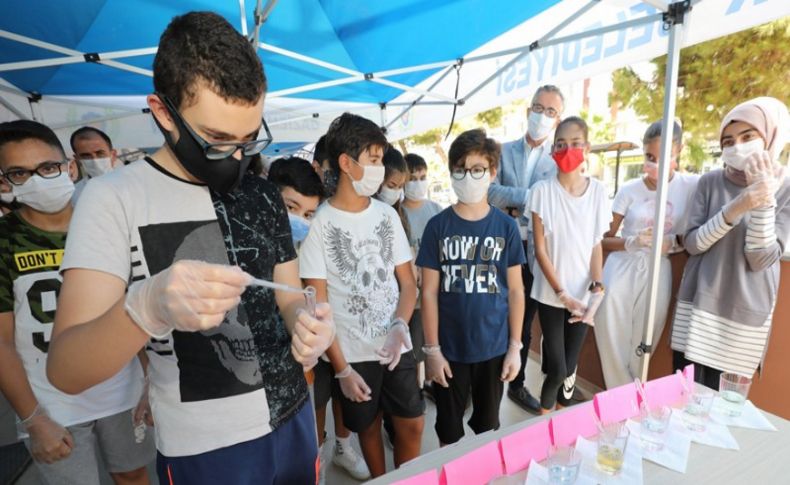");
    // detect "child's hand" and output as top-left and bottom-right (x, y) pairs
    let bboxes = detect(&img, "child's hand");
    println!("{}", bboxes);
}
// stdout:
(500, 341), (522, 382)
(569, 291), (604, 326)
(376, 319), (412, 371)
(335, 366), (372, 402)
(424, 346), (453, 387)
(557, 290), (586, 316)
(292, 303), (335, 371)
